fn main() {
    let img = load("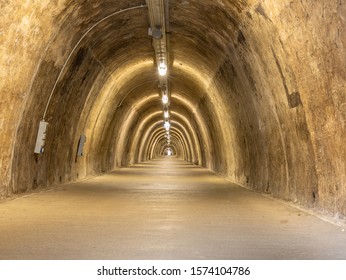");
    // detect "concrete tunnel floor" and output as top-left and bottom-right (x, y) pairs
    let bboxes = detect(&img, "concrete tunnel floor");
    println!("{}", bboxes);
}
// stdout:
(1, 157), (346, 260)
